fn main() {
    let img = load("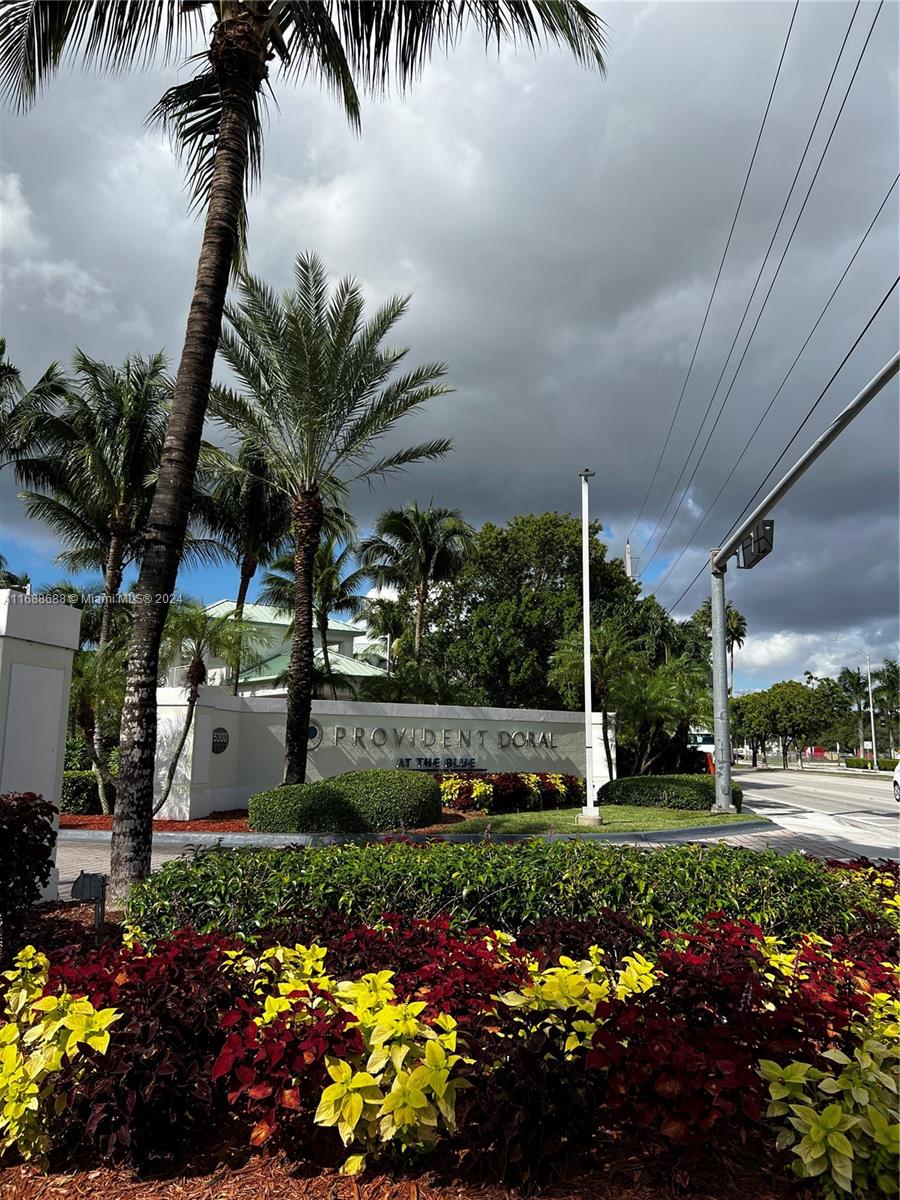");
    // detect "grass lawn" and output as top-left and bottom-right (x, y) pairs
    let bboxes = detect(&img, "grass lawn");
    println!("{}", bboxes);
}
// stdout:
(452, 805), (765, 835)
